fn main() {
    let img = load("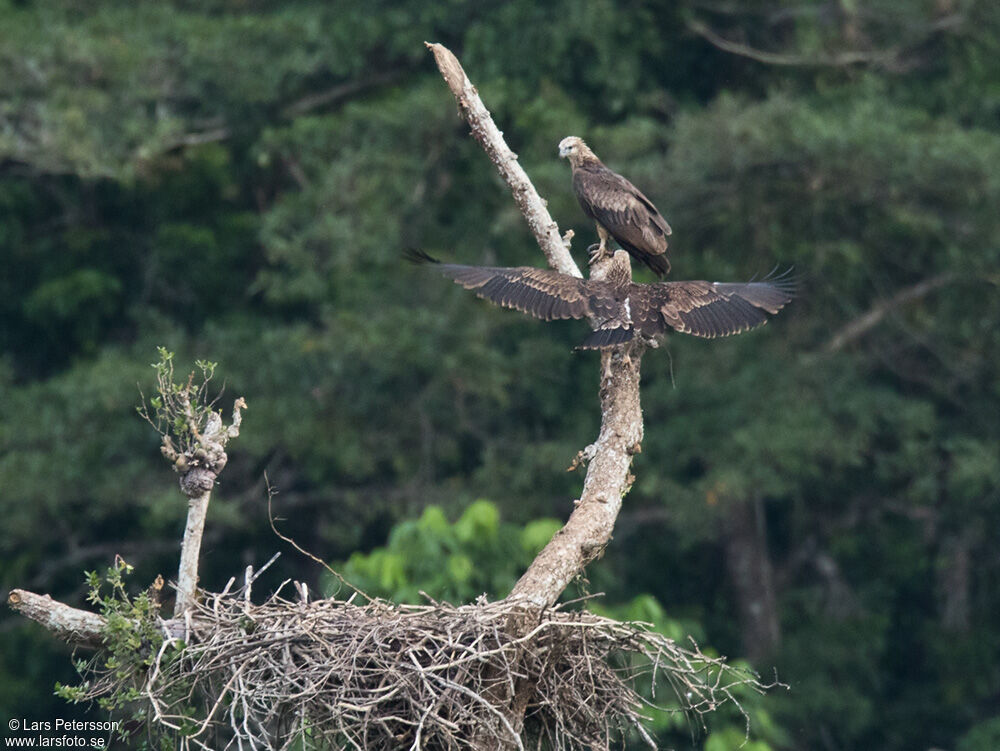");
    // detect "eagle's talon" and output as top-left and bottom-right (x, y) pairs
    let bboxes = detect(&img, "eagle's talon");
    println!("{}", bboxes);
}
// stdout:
(588, 242), (608, 265)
